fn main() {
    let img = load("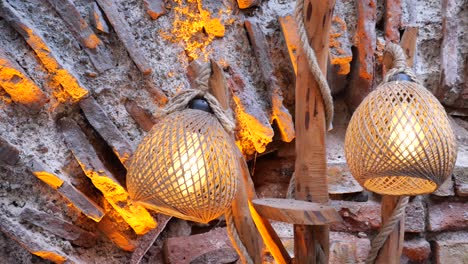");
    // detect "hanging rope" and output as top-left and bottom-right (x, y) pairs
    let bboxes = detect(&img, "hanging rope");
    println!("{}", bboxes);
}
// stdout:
(365, 43), (416, 264)
(294, 0), (334, 130)
(225, 208), (255, 264)
(366, 196), (409, 264)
